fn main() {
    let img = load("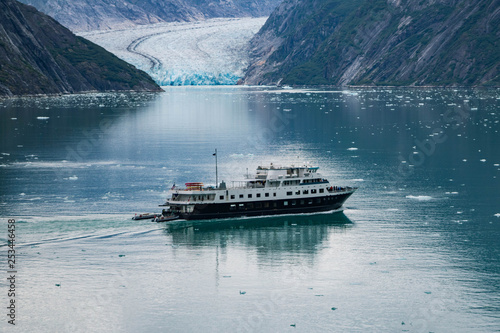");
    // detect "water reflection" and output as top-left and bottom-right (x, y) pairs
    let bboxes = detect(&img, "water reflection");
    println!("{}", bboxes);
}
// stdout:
(163, 212), (353, 251)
